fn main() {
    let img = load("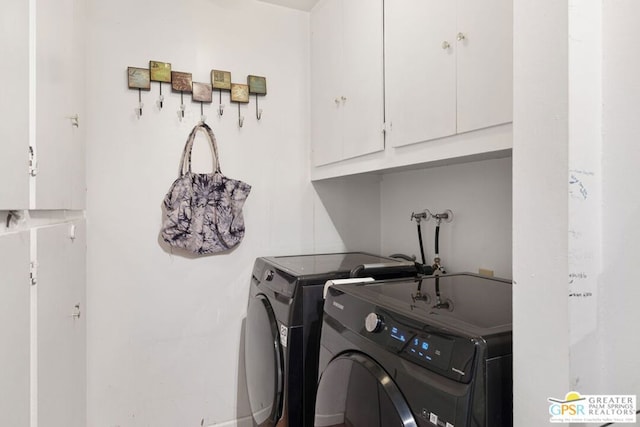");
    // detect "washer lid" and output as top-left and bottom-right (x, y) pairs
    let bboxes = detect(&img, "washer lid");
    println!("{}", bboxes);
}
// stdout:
(333, 273), (512, 337)
(265, 252), (408, 276)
